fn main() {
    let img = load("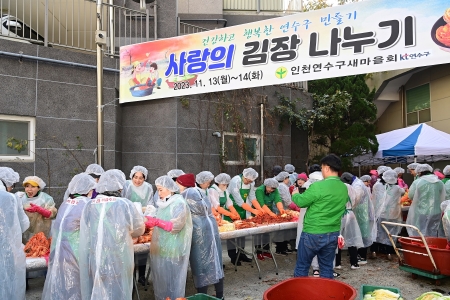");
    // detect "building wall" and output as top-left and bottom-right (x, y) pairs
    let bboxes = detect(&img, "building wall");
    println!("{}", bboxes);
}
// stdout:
(0, 39), (119, 205)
